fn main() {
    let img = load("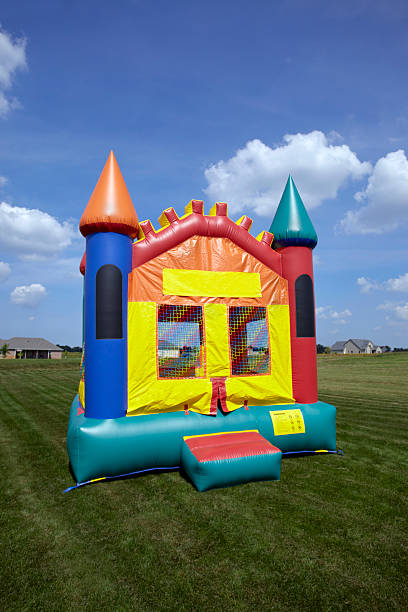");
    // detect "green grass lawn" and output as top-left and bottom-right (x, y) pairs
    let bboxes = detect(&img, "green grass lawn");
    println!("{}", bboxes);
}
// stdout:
(0, 354), (407, 611)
